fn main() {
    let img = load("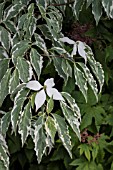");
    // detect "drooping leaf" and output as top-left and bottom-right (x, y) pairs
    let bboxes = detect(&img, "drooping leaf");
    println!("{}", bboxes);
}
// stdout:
(33, 115), (46, 163)
(74, 63), (88, 102)
(102, 0), (112, 18)
(1, 111), (11, 136)
(0, 26), (11, 51)
(92, 0), (102, 25)
(46, 97), (54, 114)
(0, 2), (5, 22)
(0, 59), (9, 81)
(53, 114), (72, 158)
(35, 89), (46, 111)
(0, 47), (9, 59)
(73, 0), (85, 19)
(9, 69), (20, 94)
(16, 57), (33, 83)
(18, 101), (31, 146)
(30, 48), (43, 80)
(45, 116), (56, 144)
(0, 69), (11, 107)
